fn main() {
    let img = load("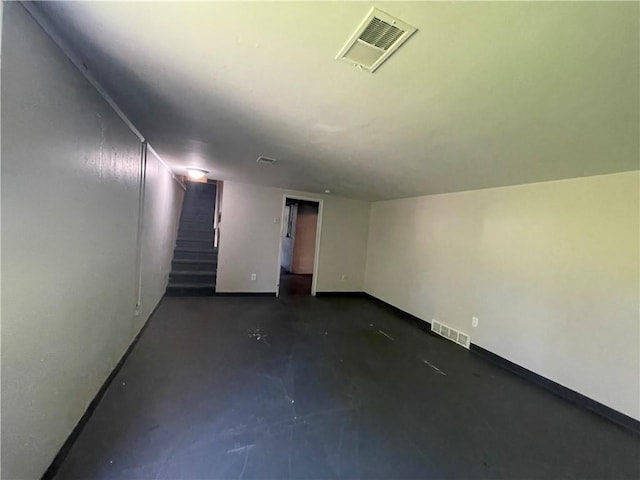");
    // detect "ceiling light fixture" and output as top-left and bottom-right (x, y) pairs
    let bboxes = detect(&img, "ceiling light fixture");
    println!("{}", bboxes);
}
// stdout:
(324, 189), (332, 194)
(186, 168), (208, 180)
